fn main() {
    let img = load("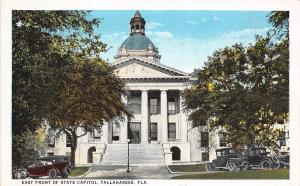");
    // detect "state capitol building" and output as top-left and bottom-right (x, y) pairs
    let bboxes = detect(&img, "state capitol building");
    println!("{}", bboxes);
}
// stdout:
(47, 11), (289, 165)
